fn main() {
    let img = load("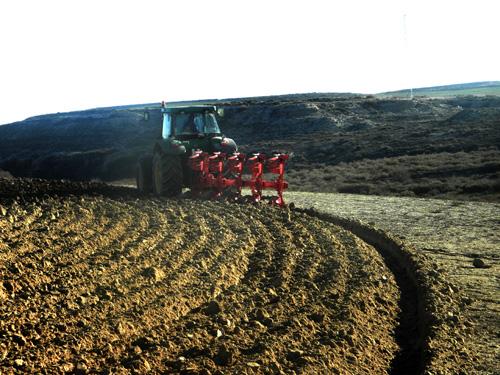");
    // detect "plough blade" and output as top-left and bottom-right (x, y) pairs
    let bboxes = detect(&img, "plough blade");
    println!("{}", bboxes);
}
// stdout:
(187, 151), (289, 206)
